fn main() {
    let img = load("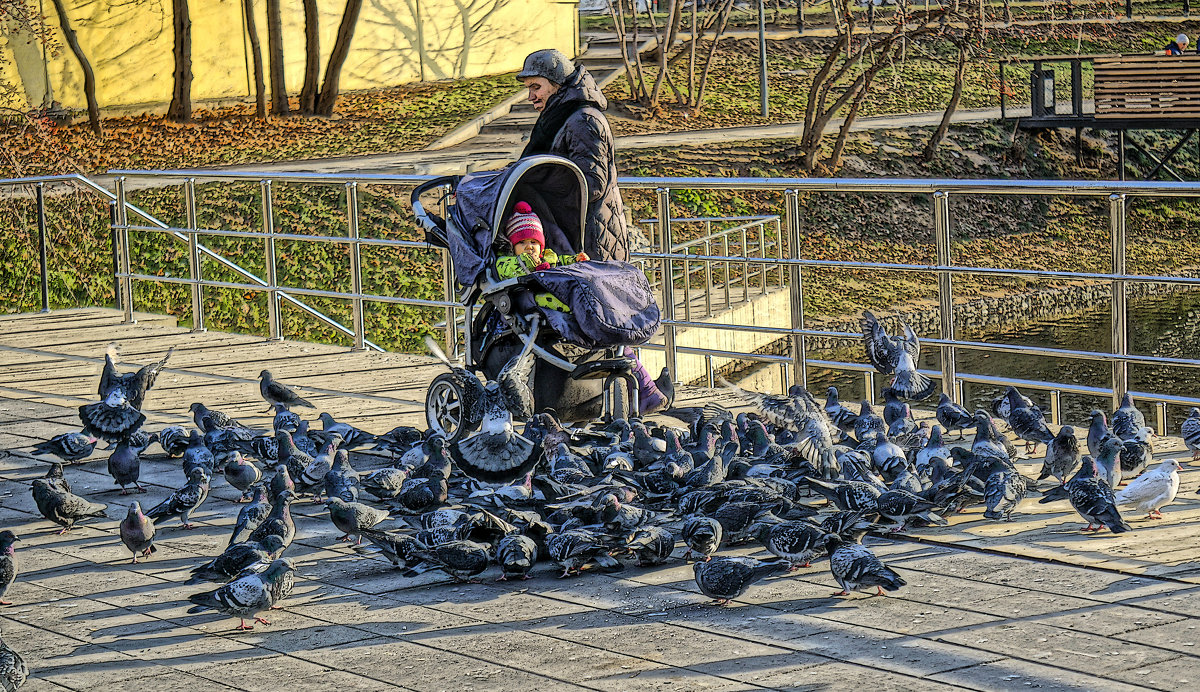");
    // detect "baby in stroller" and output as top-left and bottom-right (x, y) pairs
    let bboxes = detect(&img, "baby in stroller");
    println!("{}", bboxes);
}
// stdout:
(499, 202), (672, 415)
